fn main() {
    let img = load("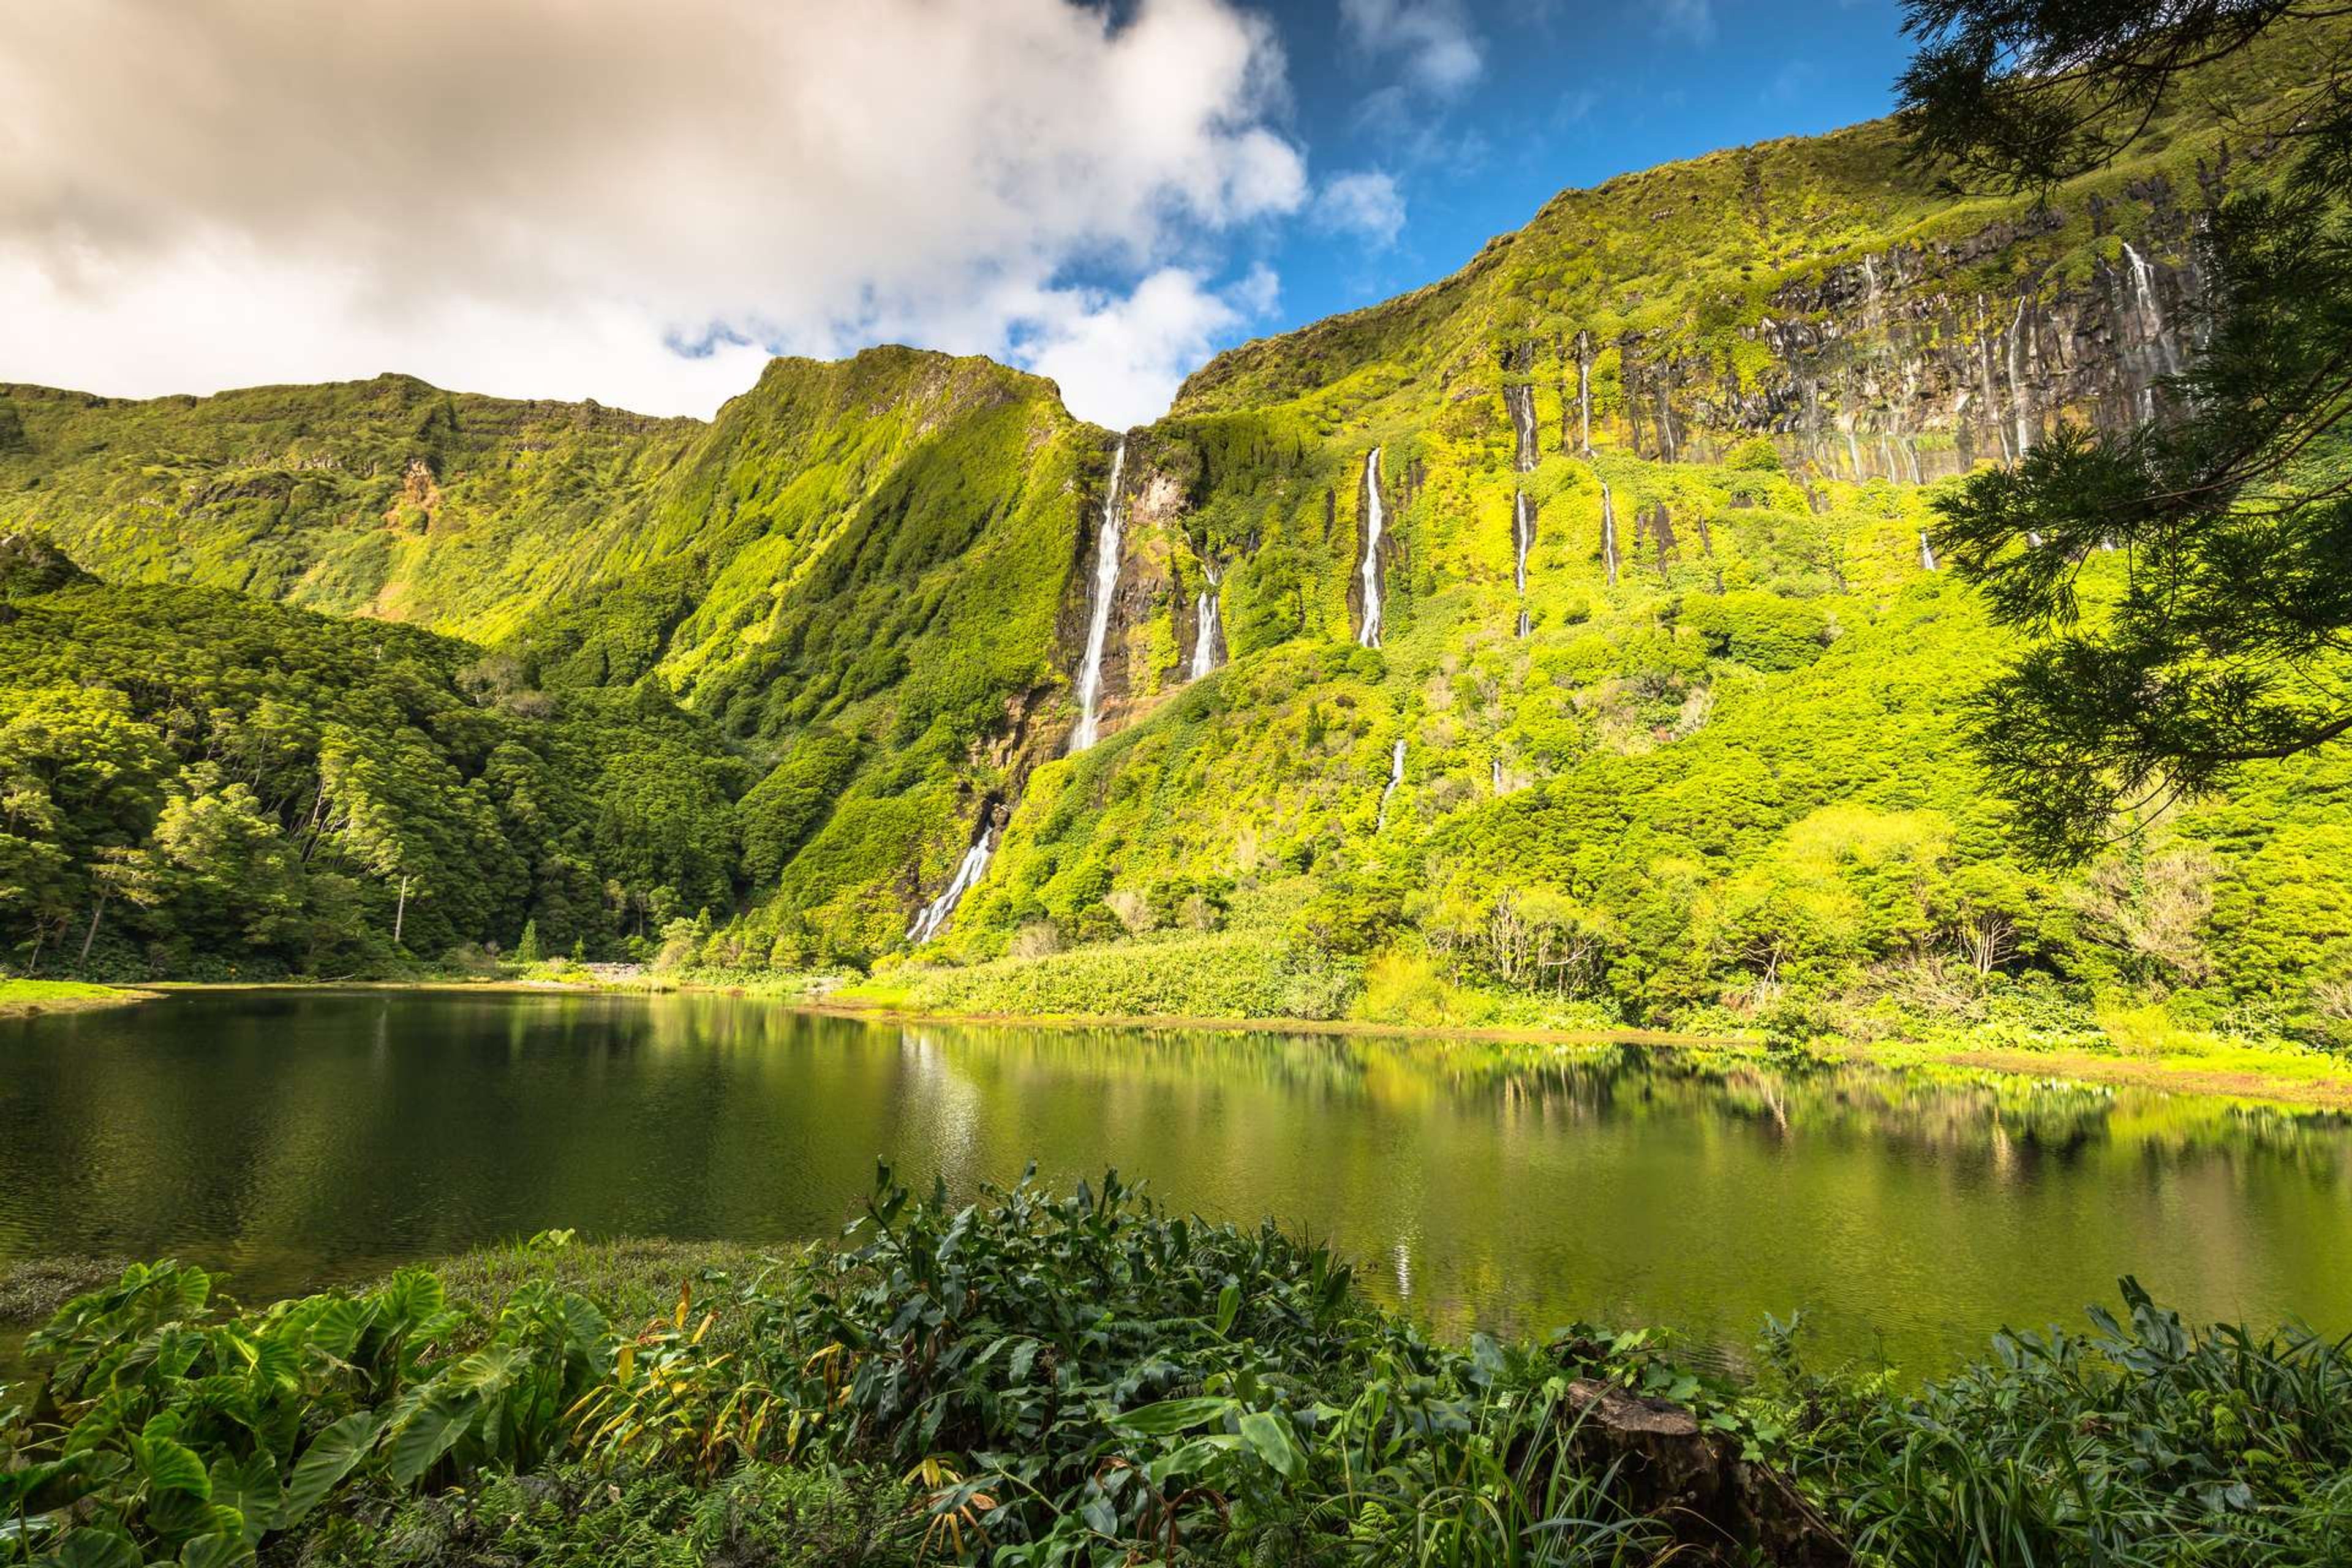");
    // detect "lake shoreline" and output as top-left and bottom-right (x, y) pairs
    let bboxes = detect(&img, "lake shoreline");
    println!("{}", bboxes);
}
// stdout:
(0, 978), (164, 1020)
(45, 971), (2352, 1112)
